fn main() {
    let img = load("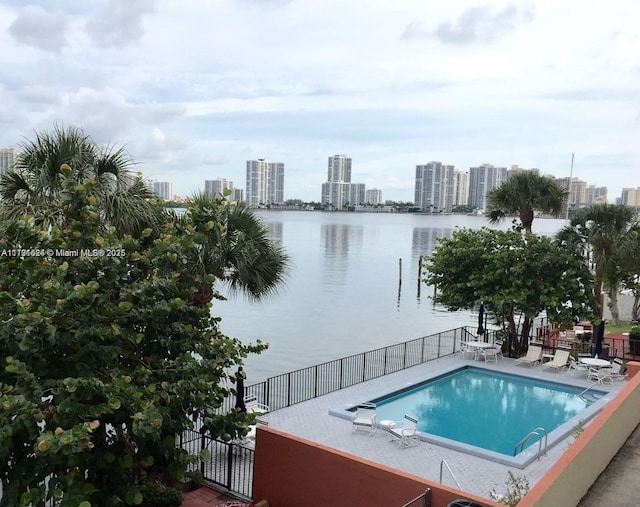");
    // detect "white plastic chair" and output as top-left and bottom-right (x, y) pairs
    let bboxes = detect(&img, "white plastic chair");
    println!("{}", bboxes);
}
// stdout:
(389, 414), (419, 448)
(352, 403), (377, 435)
(567, 356), (588, 377)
